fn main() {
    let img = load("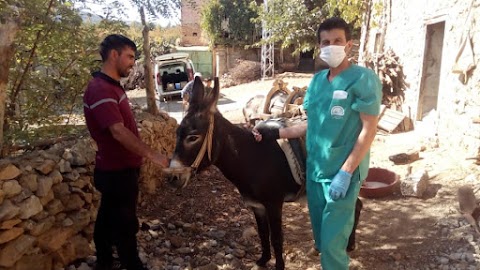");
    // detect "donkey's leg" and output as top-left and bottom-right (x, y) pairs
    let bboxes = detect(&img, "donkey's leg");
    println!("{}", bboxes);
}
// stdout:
(253, 207), (271, 267)
(267, 203), (285, 270)
(347, 198), (363, 252)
